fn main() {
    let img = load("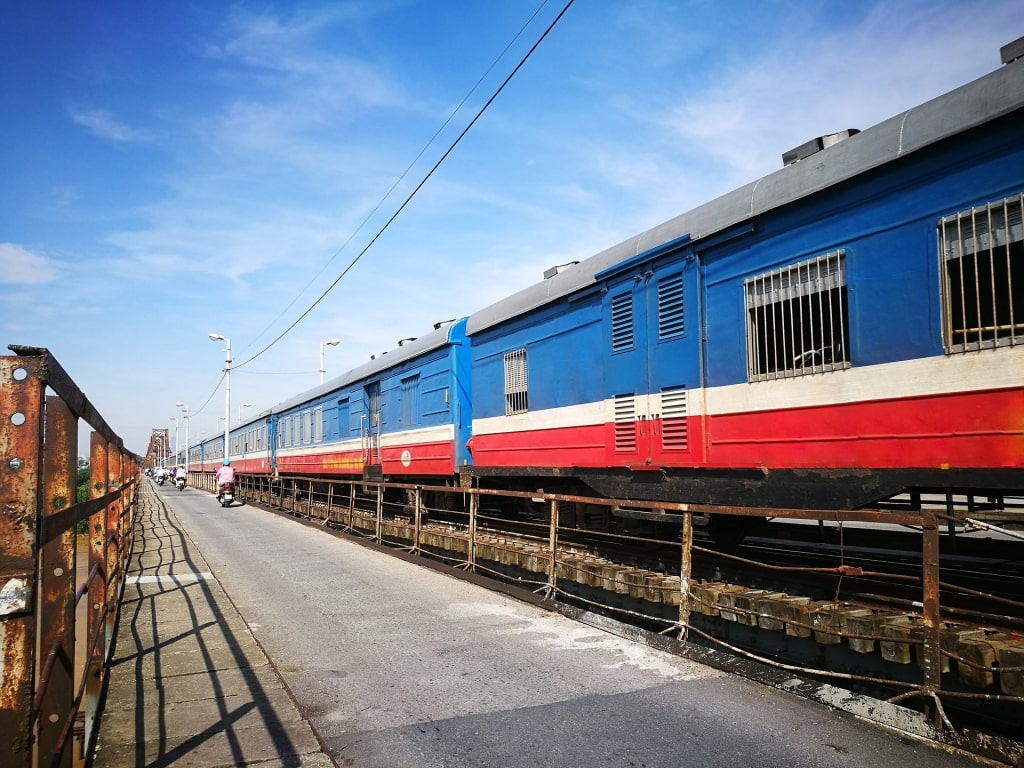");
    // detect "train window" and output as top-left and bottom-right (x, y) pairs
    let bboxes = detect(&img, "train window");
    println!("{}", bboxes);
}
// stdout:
(745, 250), (849, 381)
(401, 375), (420, 426)
(503, 348), (529, 415)
(940, 194), (1023, 352)
(302, 410), (311, 445)
(313, 407), (323, 443)
(611, 291), (634, 352)
(657, 274), (685, 339)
